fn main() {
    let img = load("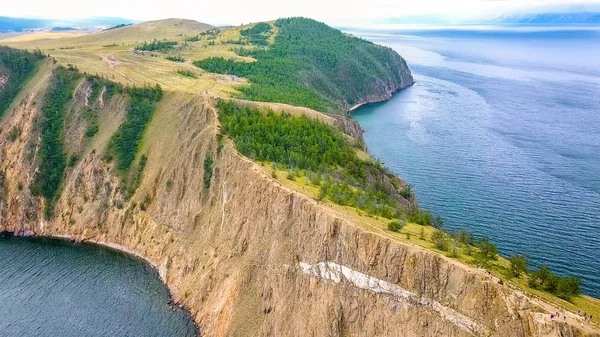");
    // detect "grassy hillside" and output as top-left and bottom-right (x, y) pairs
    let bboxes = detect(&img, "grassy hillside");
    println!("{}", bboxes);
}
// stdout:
(0, 47), (44, 118)
(194, 18), (413, 112)
(74, 19), (213, 45)
(1, 18), (412, 110)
